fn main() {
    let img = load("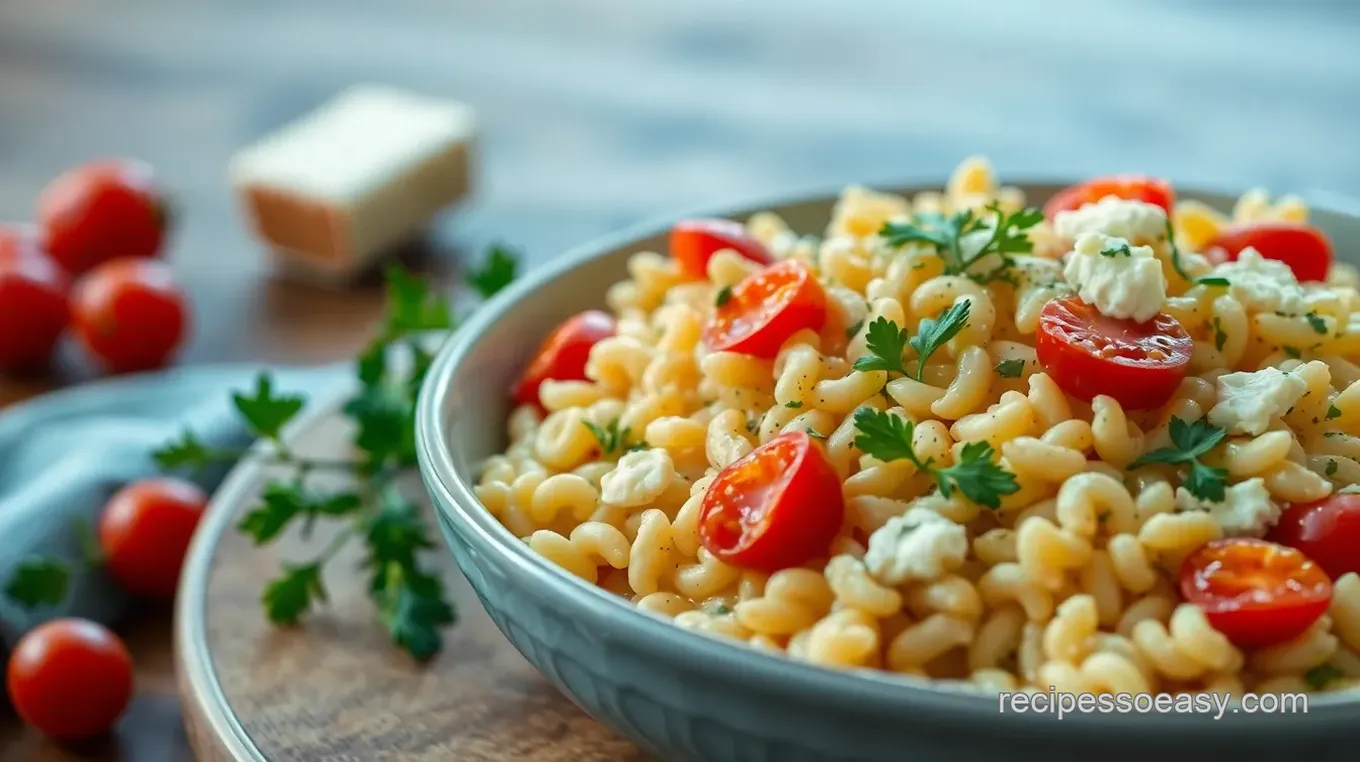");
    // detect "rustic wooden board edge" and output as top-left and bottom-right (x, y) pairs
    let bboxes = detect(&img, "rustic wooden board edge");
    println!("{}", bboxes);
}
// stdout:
(174, 391), (350, 762)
